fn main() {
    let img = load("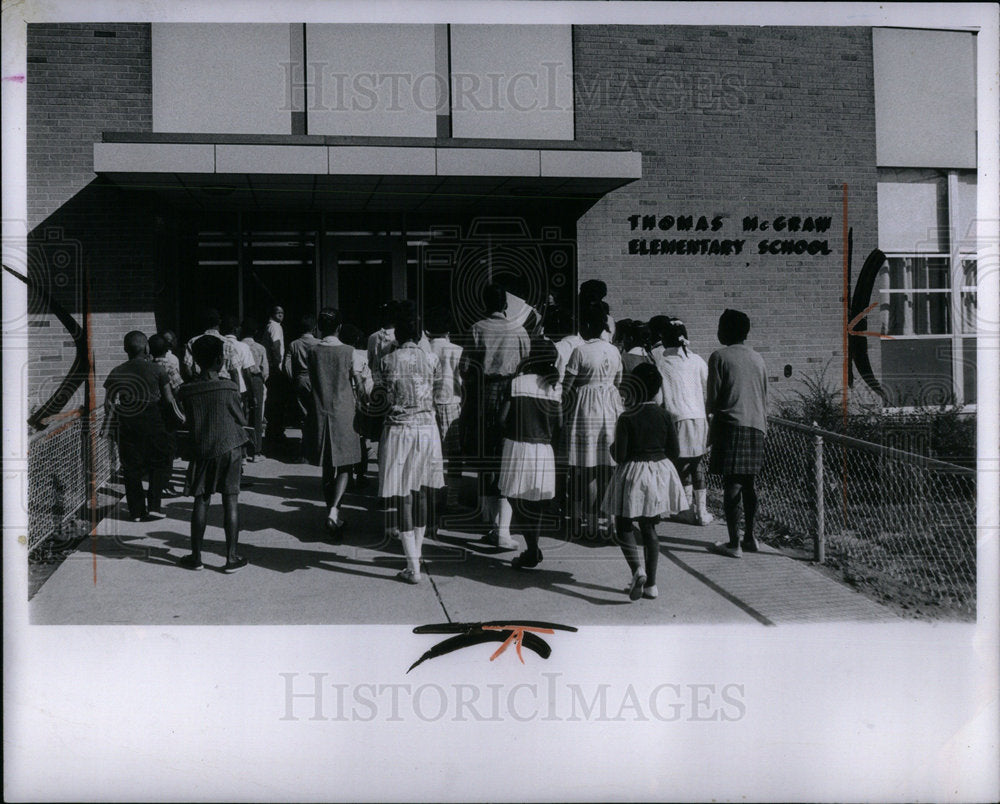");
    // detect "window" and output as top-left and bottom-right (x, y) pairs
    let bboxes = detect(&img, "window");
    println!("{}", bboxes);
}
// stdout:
(876, 169), (977, 405)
